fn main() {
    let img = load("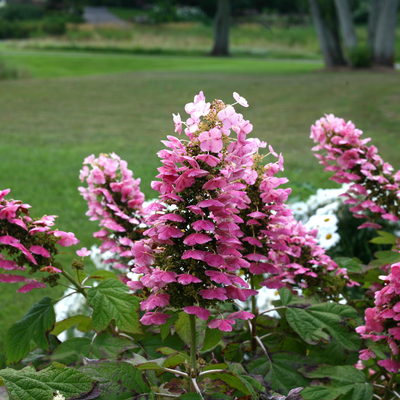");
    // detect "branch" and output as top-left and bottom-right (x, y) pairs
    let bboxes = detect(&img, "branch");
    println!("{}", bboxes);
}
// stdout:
(258, 306), (288, 316)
